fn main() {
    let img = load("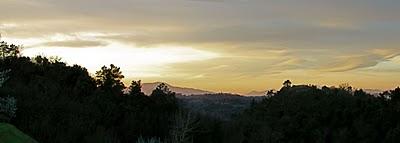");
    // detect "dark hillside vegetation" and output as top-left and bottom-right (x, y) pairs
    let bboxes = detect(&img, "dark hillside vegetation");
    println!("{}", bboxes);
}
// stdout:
(0, 51), (179, 142)
(178, 93), (263, 120)
(230, 85), (400, 143)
